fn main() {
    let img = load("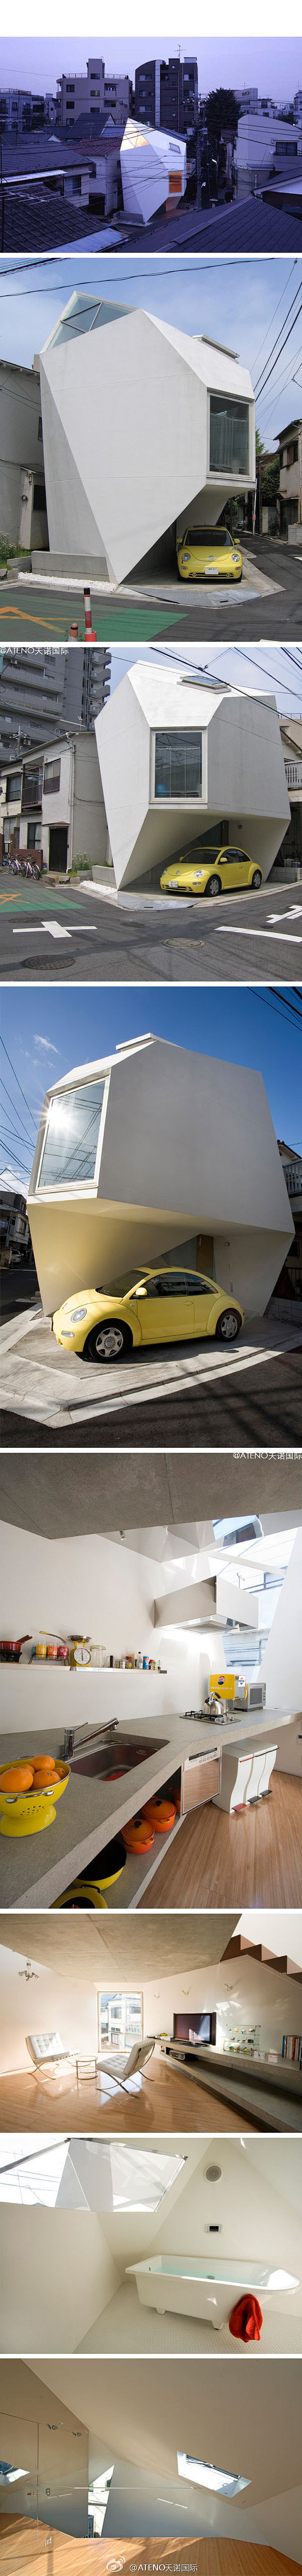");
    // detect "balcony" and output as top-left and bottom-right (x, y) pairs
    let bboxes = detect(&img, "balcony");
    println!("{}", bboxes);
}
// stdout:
(21, 775), (43, 812)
